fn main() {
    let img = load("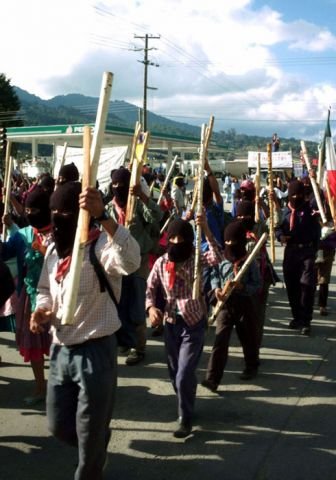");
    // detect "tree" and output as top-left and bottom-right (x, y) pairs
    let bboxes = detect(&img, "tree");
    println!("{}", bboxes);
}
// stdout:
(0, 73), (22, 128)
